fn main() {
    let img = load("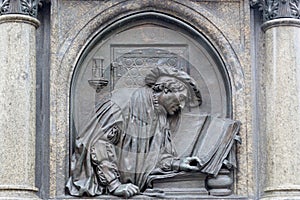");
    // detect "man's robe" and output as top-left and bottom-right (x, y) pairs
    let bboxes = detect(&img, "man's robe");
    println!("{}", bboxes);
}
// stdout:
(66, 87), (179, 196)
